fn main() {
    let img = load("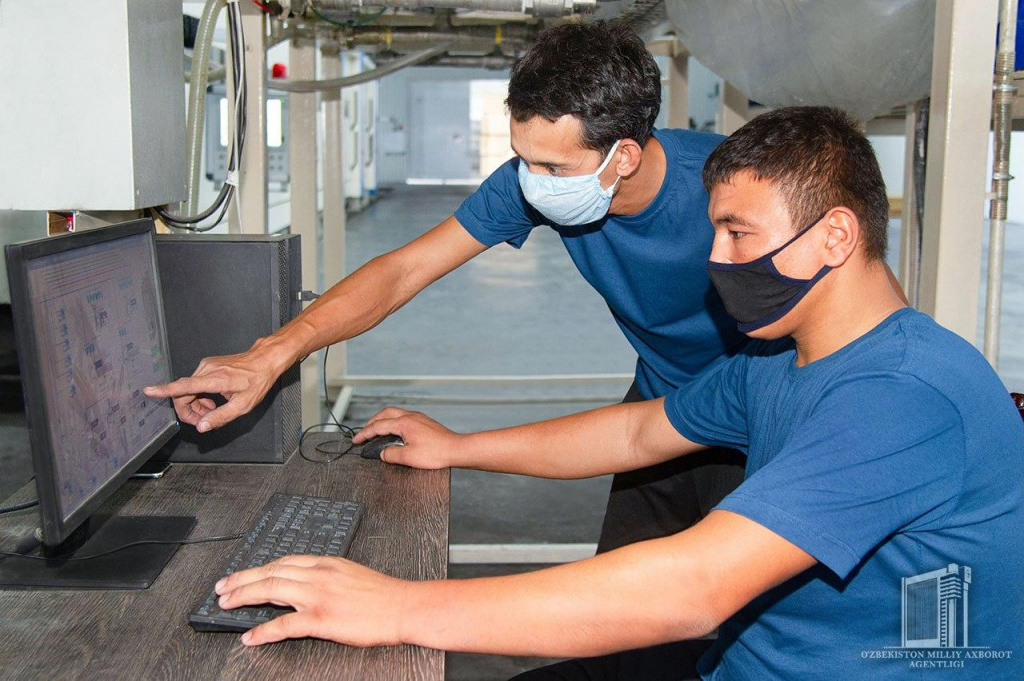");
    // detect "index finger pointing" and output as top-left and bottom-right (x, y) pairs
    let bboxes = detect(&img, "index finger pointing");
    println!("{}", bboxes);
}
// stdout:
(144, 375), (221, 399)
